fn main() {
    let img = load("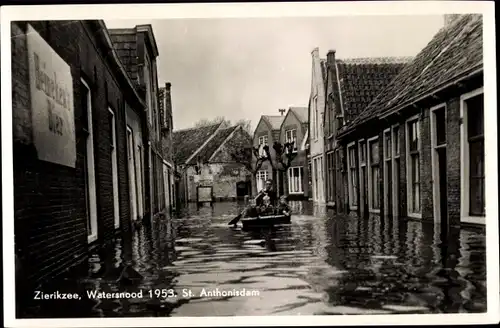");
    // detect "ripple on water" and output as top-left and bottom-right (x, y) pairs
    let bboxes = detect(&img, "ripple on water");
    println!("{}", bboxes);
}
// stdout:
(27, 201), (486, 318)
